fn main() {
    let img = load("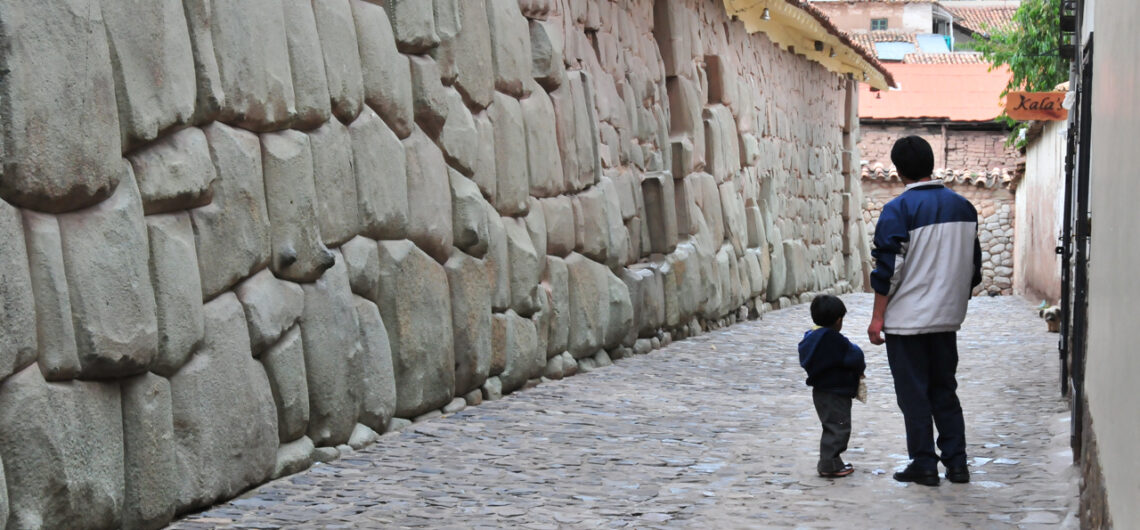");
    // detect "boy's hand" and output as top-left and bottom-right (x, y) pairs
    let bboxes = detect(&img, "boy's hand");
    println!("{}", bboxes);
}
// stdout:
(867, 317), (885, 345)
